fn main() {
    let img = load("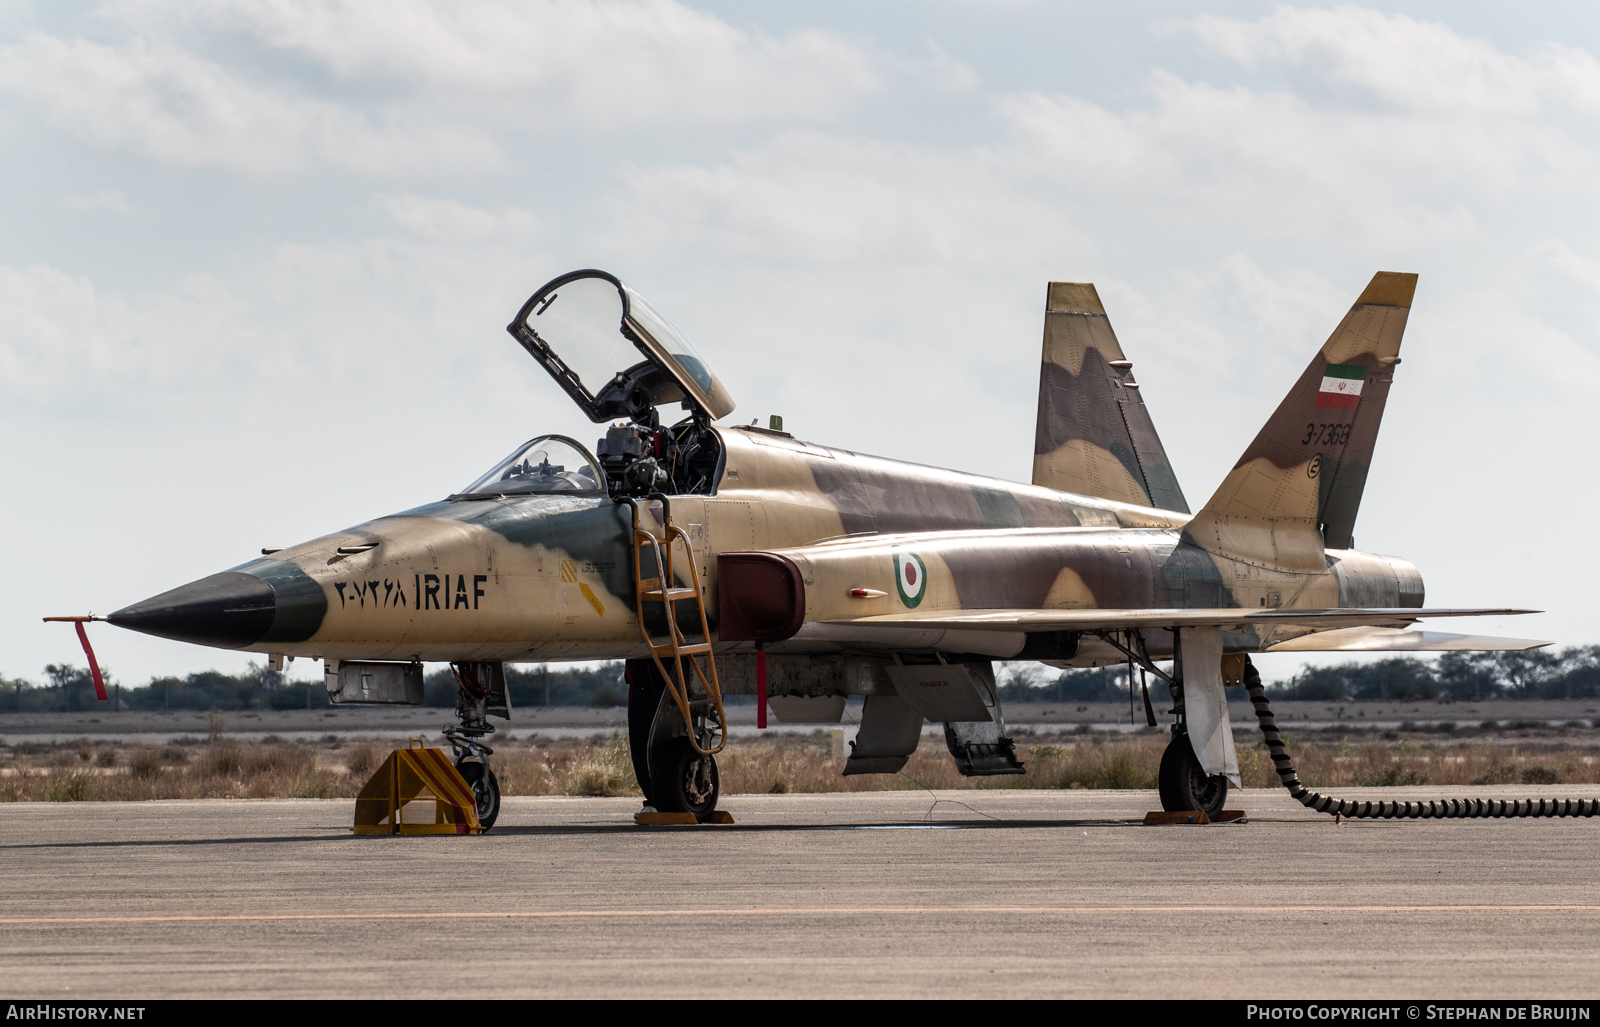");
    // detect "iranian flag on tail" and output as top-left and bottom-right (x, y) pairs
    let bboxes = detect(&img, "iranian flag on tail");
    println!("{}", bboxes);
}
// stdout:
(1316, 364), (1367, 409)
